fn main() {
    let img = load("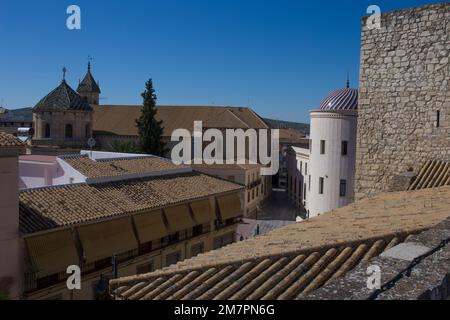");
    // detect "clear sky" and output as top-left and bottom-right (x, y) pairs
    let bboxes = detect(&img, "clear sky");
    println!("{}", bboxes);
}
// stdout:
(0, 0), (441, 123)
